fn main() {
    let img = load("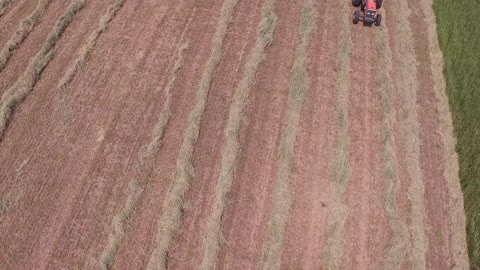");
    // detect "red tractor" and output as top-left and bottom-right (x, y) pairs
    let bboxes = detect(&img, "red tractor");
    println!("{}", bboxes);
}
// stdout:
(352, 0), (382, 26)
